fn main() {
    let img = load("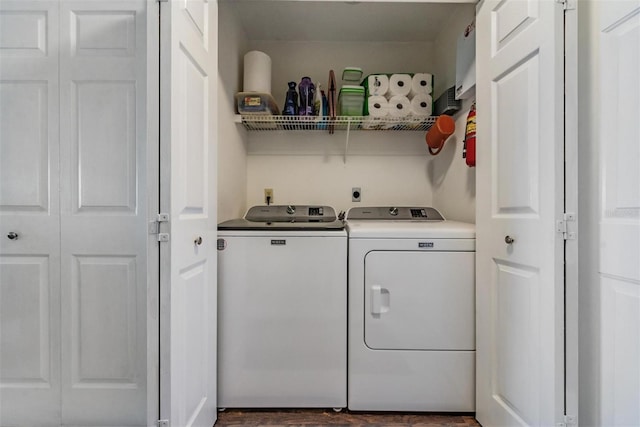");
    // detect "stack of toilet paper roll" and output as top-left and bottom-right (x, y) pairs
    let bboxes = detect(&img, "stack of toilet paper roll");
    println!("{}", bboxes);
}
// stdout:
(366, 73), (433, 119)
